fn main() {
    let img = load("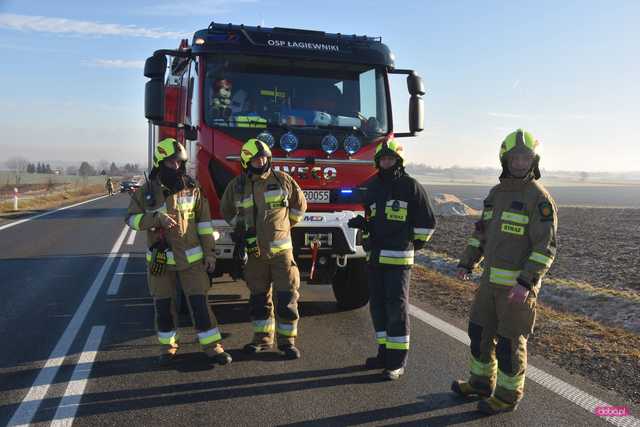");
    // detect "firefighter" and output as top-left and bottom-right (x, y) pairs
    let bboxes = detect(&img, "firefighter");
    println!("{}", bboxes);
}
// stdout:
(451, 129), (558, 414)
(348, 139), (436, 380)
(106, 177), (114, 196)
(125, 137), (232, 366)
(220, 138), (307, 359)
